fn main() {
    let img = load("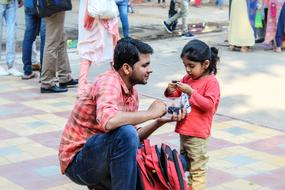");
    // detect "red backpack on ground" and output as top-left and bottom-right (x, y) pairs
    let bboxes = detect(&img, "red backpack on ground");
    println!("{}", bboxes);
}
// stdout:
(136, 139), (188, 190)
